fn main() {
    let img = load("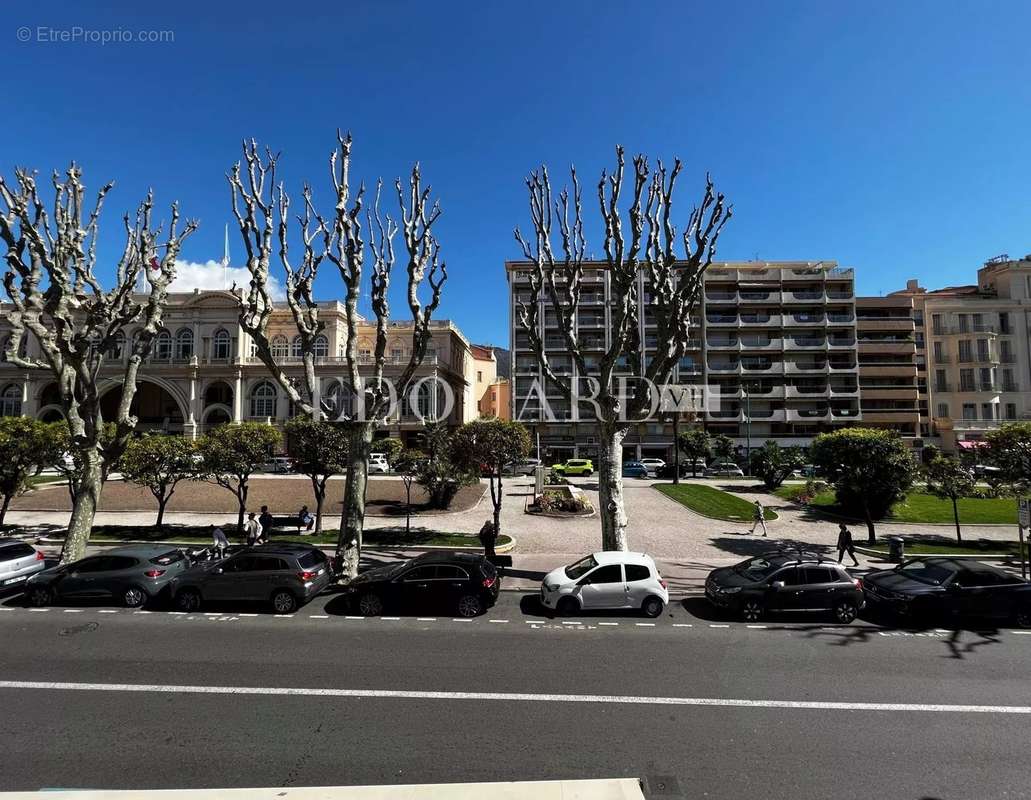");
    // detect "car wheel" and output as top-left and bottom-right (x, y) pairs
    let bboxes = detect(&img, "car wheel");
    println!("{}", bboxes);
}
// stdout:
(456, 594), (484, 618)
(175, 589), (202, 613)
(1015, 606), (1031, 630)
(271, 590), (298, 614)
(833, 599), (858, 624)
(27, 585), (52, 607)
(358, 592), (384, 616)
(741, 599), (764, 622)
(122, 585), (148, 608)
(642, 596), (664, 618)
(556, 596), (580, 616)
